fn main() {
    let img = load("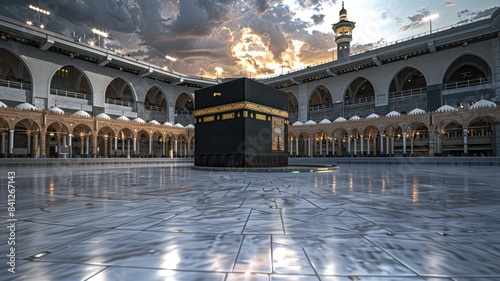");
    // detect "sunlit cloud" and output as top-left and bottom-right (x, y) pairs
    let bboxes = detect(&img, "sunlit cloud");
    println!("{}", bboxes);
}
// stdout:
(443, 2), (457, 7)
